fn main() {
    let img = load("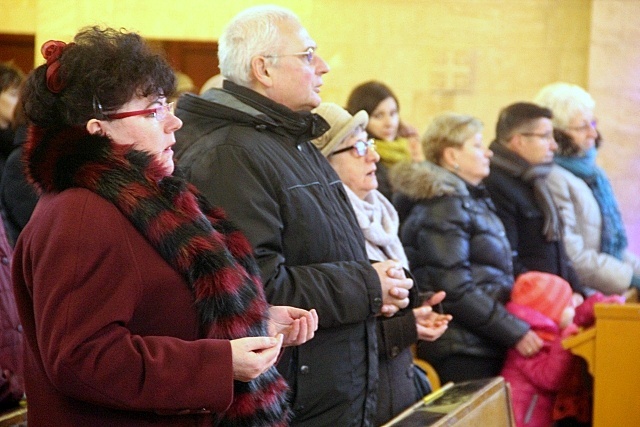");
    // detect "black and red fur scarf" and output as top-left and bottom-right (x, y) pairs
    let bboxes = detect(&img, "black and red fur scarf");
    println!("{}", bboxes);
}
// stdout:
(24, 125), (289, 426)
